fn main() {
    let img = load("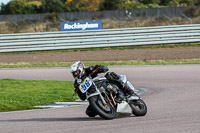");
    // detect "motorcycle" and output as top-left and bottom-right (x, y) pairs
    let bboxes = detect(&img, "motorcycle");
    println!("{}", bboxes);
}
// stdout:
(75, 73), (147, 120)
